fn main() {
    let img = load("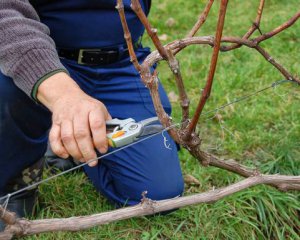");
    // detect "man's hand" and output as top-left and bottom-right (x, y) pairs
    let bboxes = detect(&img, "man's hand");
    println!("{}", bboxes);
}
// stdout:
(37, 72), (111, 167)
